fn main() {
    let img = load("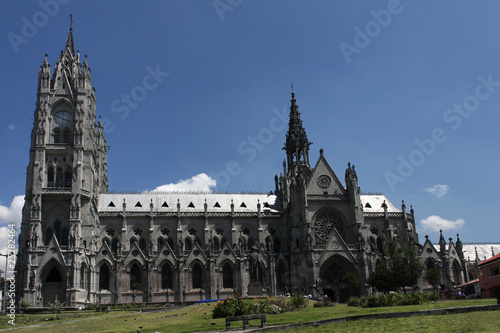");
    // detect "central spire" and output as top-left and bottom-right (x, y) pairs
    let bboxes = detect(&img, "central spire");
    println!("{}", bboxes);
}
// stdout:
(65, 14), (75, 56)
(284, 89), (311, 170)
